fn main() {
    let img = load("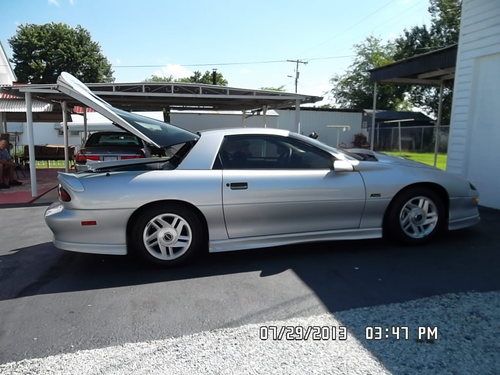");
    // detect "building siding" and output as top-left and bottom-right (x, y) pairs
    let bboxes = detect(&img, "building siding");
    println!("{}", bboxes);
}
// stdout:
(276, 110), (363, 147)
(447, 0), (500, 208)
